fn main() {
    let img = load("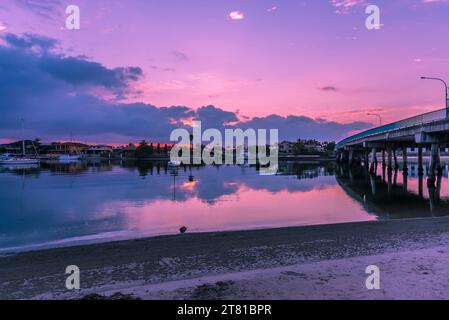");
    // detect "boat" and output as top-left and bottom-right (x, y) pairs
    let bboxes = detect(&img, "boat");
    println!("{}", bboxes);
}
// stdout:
(168, 160), (181, 168)
(58, 132), (82, 162)
(0, 154), (40, 165)
(58, 154), (81, 162)
(0, 119), (40, 166)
